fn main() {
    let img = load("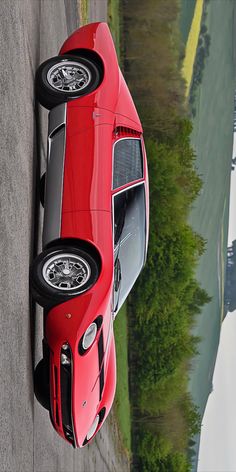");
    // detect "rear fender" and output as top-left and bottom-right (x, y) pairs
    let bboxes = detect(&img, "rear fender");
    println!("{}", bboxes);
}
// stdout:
(59, 22), (120, 110)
